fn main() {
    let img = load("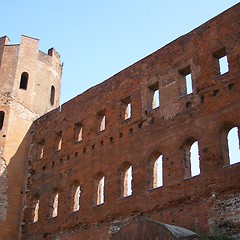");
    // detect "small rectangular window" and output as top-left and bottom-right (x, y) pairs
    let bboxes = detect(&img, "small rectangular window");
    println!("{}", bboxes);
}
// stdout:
(148, 83), (160, 111)
(121, 97), (131, 120)
(74, 122), (83, 142)
(179, 66), (193, 97)
(213, 48), (229, 76)
(55, 131), (62, 151)
(219, 55), (229, 75)
(97, 110), (106, 132)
